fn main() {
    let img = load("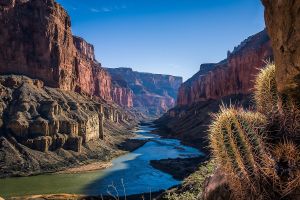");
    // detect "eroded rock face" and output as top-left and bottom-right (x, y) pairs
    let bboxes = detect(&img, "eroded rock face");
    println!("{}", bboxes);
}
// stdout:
(177, 30), (273, 106)
(106, 68), (182, 117)
(0, 75), (131, 152)
(111, 86), (134, 108)
(0, 0), (75, 90)
(0, 0), (134, 106)
(262, 0), (300, 103)
(72, 36), (114, 102)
